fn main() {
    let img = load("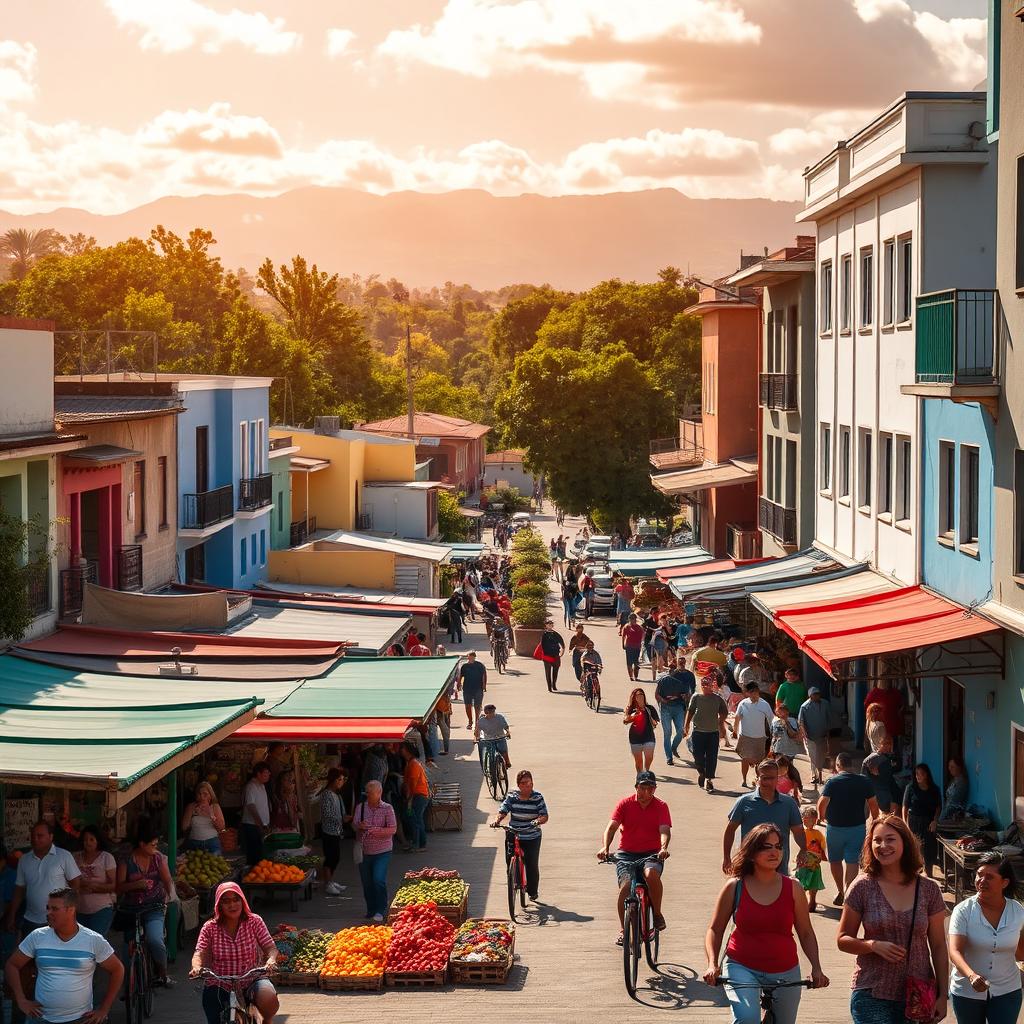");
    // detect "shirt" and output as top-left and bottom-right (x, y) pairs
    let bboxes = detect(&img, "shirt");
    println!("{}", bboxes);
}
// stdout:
(627, 705), (659, 744)
(655, 669), (696, 705)
(903, 783), (942, 822)
(19, 925), (114, 1023)
(540, 629), (564, 657)
(734, 697), (774, 738)
(622, 623), (644, 648)
(861, 754), (899, 810)
(353, 800), (397, 856)
(728, 791), (802, 875)
(241, 779), (270, 827)
(611, 795), (672, 854)
(320, 789), (344, 837)
(195, 912), (275, 991)
(581, 650), (603, 668)
(477, 713), (509, 740)
(613, 583), (634, 612)
(775, 680), (808, 716)
(948, 894), (1024, 999)
(674, 623), (693, 646)
(688, 692), (728, 732)
(498, 790), (549, 841)
(73, 851), (116, 915)
(458, 660), (486, 691)
(693, 646), (727, 672)
(821, 772), (876, 827)
(15, 846), (81, 925)
(403, 758), (430, 798)
(797, 697), (830, 740)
